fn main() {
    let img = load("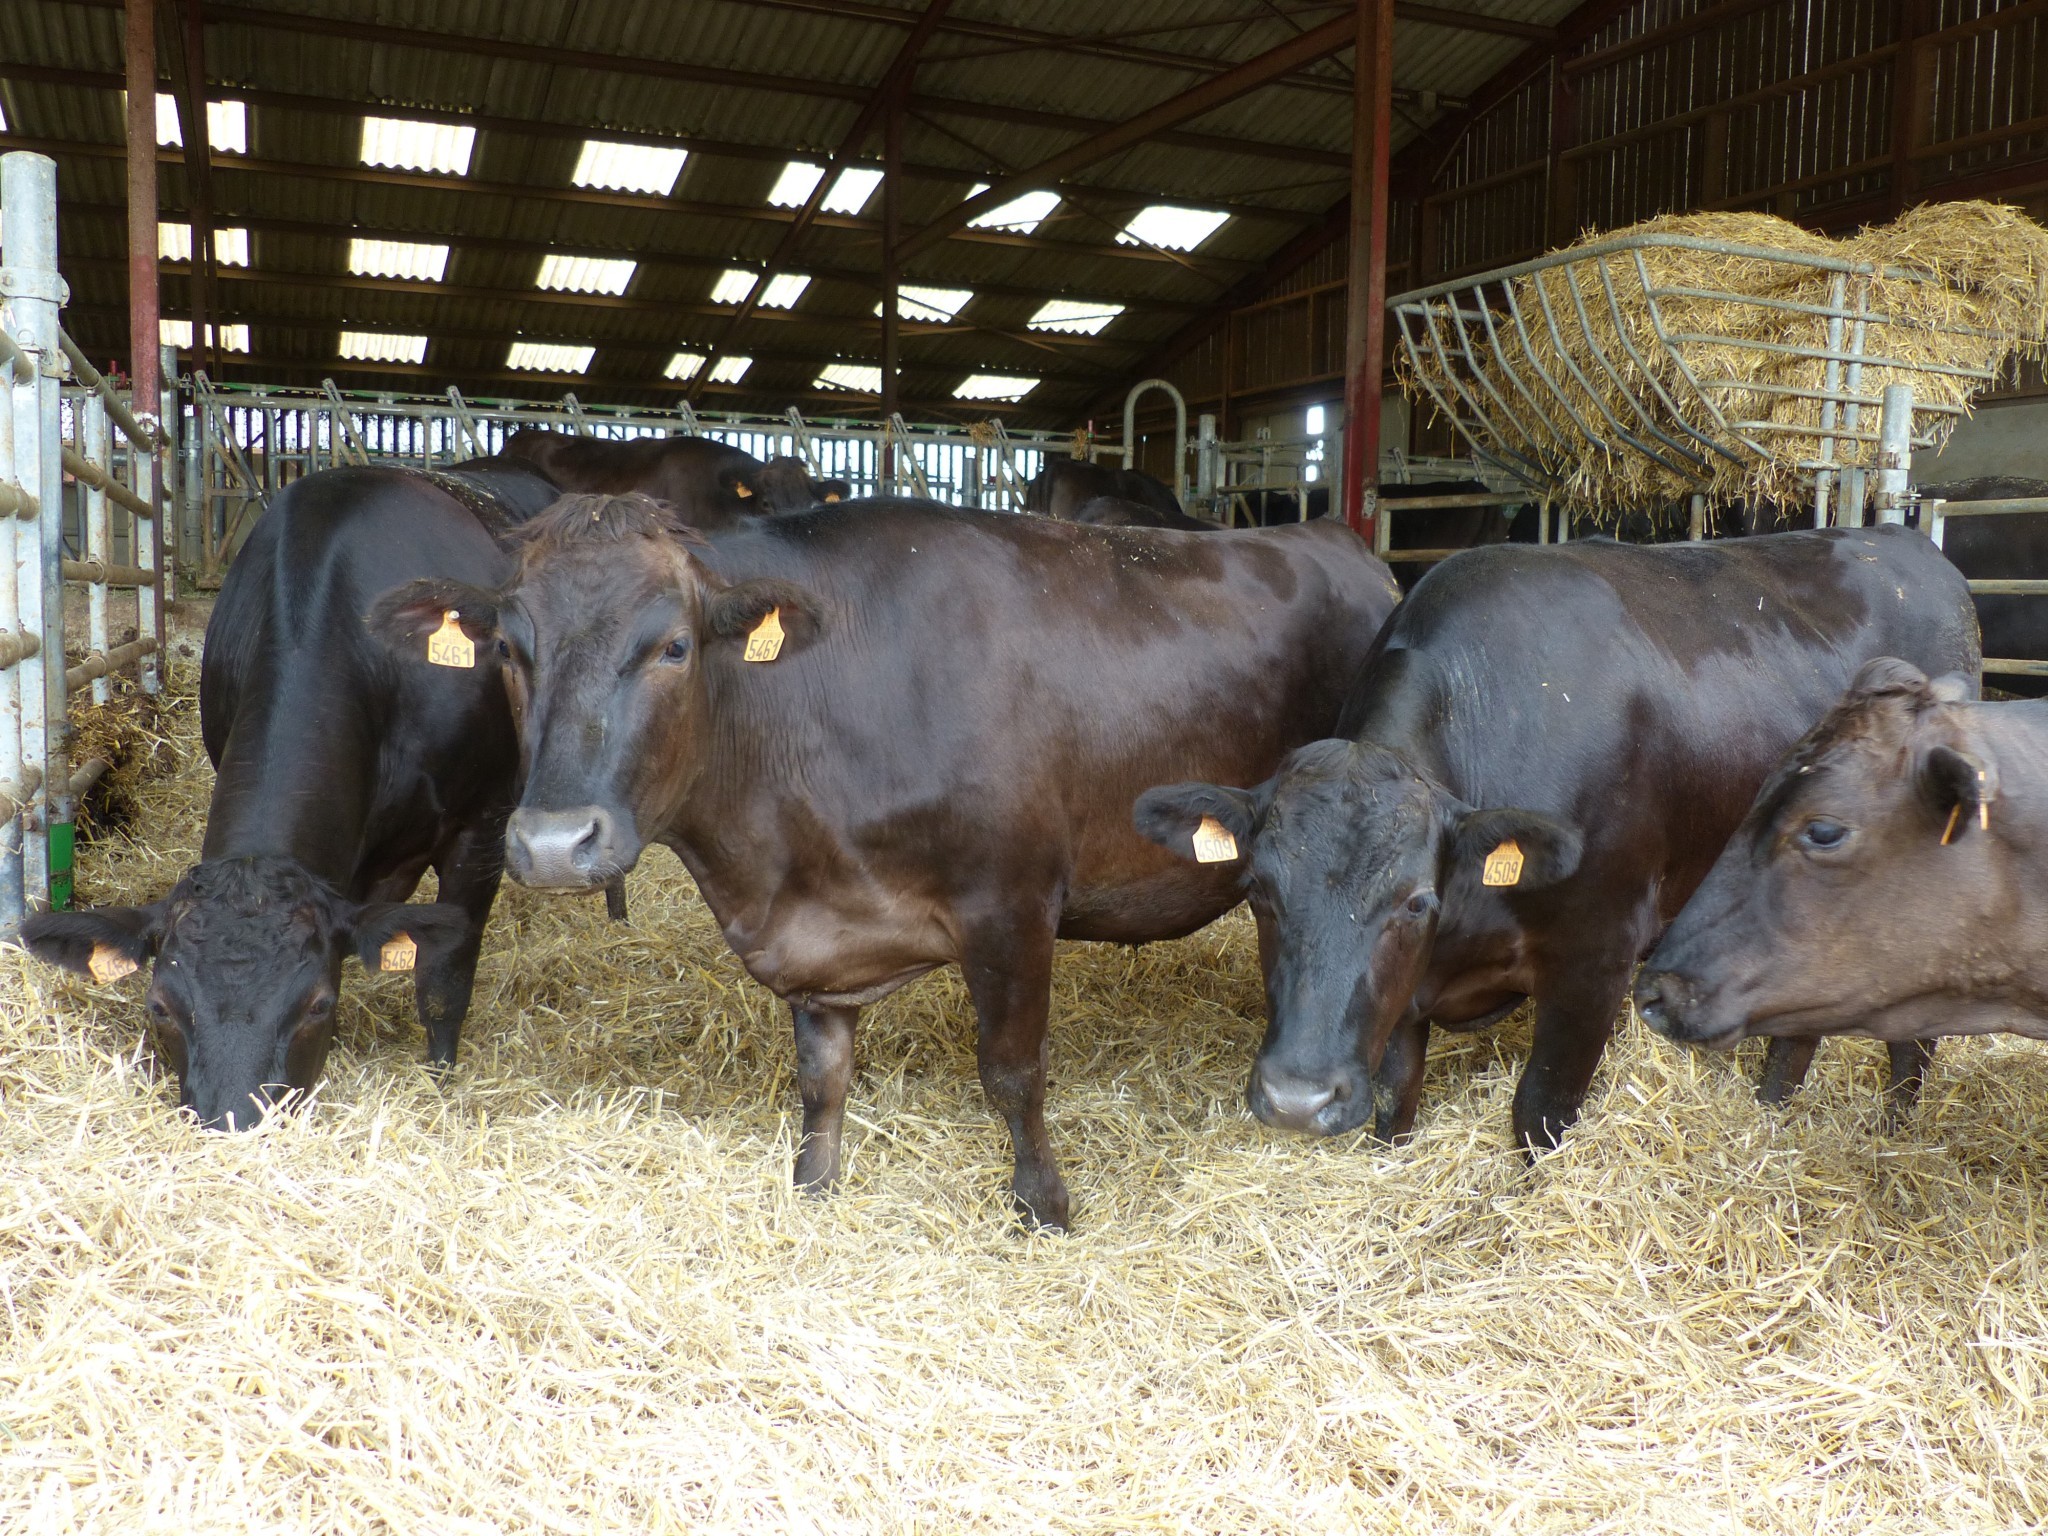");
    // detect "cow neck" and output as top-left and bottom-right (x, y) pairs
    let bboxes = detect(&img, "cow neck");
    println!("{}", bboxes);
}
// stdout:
(1342, 646), (1455, 788)
(200, 681), (377, 884)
